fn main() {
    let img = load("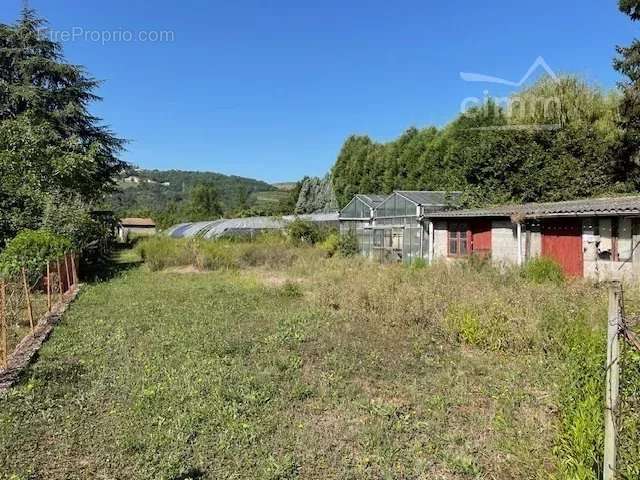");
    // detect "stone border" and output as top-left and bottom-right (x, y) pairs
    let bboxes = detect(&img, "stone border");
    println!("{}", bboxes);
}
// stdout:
(0, 287), (81, 393)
